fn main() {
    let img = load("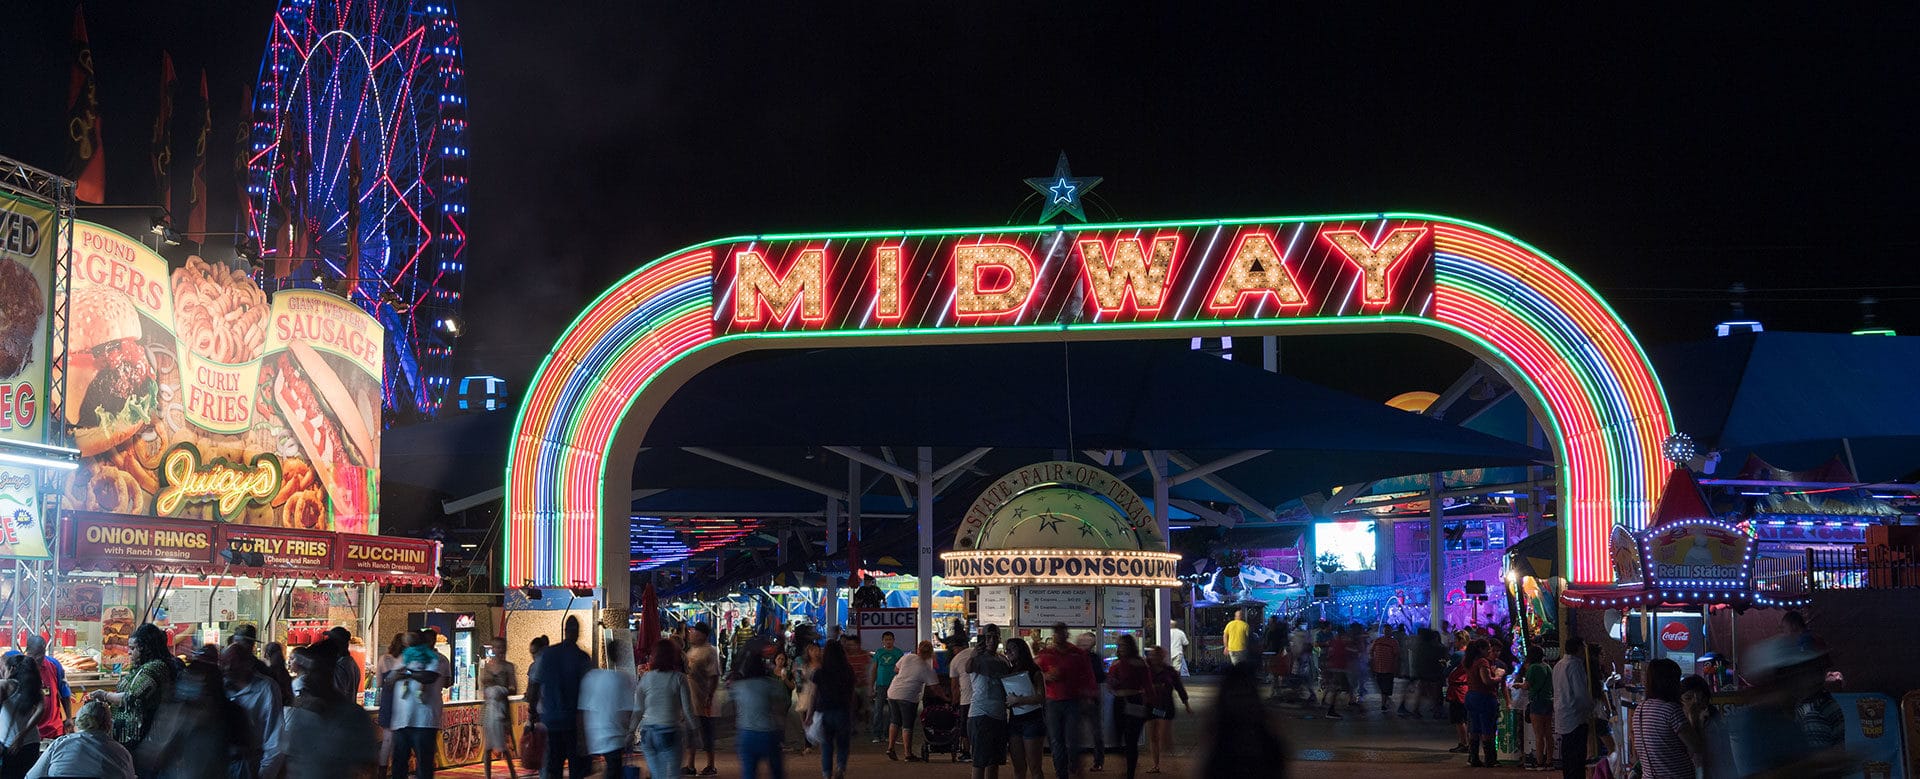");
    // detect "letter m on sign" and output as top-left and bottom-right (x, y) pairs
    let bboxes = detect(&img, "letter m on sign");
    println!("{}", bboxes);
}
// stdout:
(734, 247), (827, 325)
